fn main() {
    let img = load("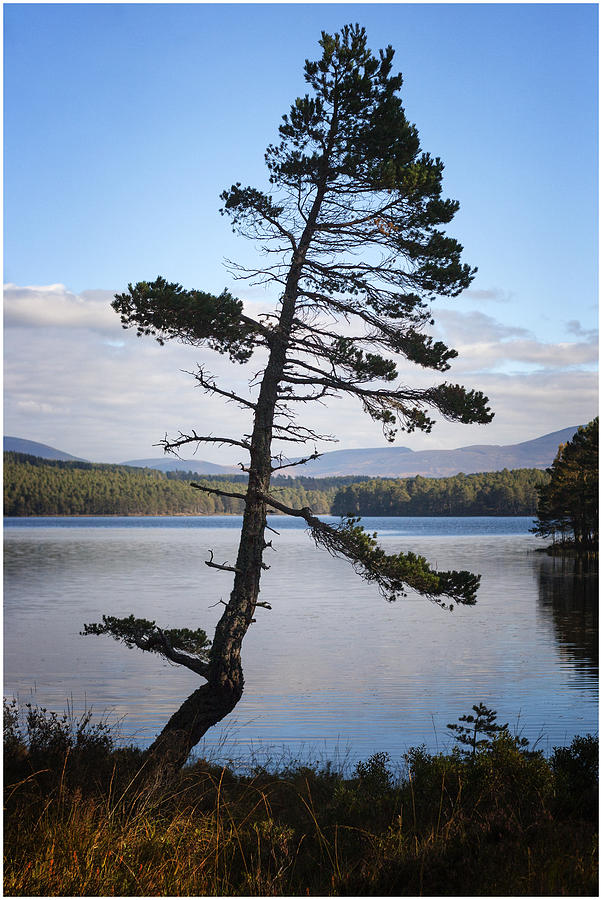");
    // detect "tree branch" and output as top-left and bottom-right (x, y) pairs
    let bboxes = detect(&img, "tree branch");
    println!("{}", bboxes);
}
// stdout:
(157, 431), (251, 455)
(271, 421), (337, 443)
(314, 197), (398, 231)
(257, 494), (480, 607)
(185, 366), (257, 410)
(81, 615), (211, 679)
(191, 483), (248, 501)
(155, 629), (211, 678)
(238, 312), (275, 339)
(270, 450), (321, 472)
(205, 549), (240, 573)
